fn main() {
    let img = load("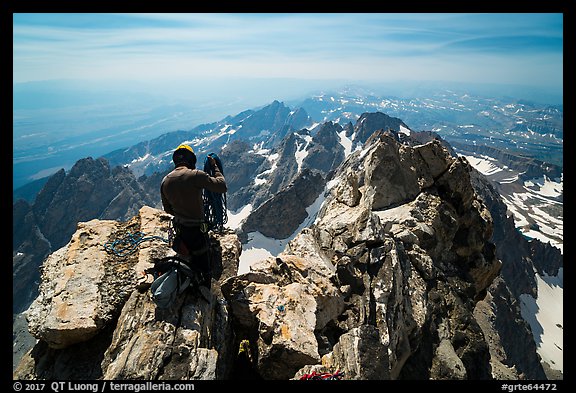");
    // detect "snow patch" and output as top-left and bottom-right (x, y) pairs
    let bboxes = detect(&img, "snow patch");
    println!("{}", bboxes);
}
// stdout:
(294, 134), (313, 173)
(464, 155), (502, 176)
(250, 142), (270, 156)
(226, 204), (253, 230)
(254, 152), (279, 184)
(524, 175), (563, 198)
(130, 153), (151, 164)
(519, 268), (563, 373)
(337, 129), (353, 157)
(498, 174), (520, 184)
(399, 125), (411, 136)
(301, 188), (328, 229)
(326, 177), (340, 190)
(238, 232), (290, 274)
(308, 122), (320, 132)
